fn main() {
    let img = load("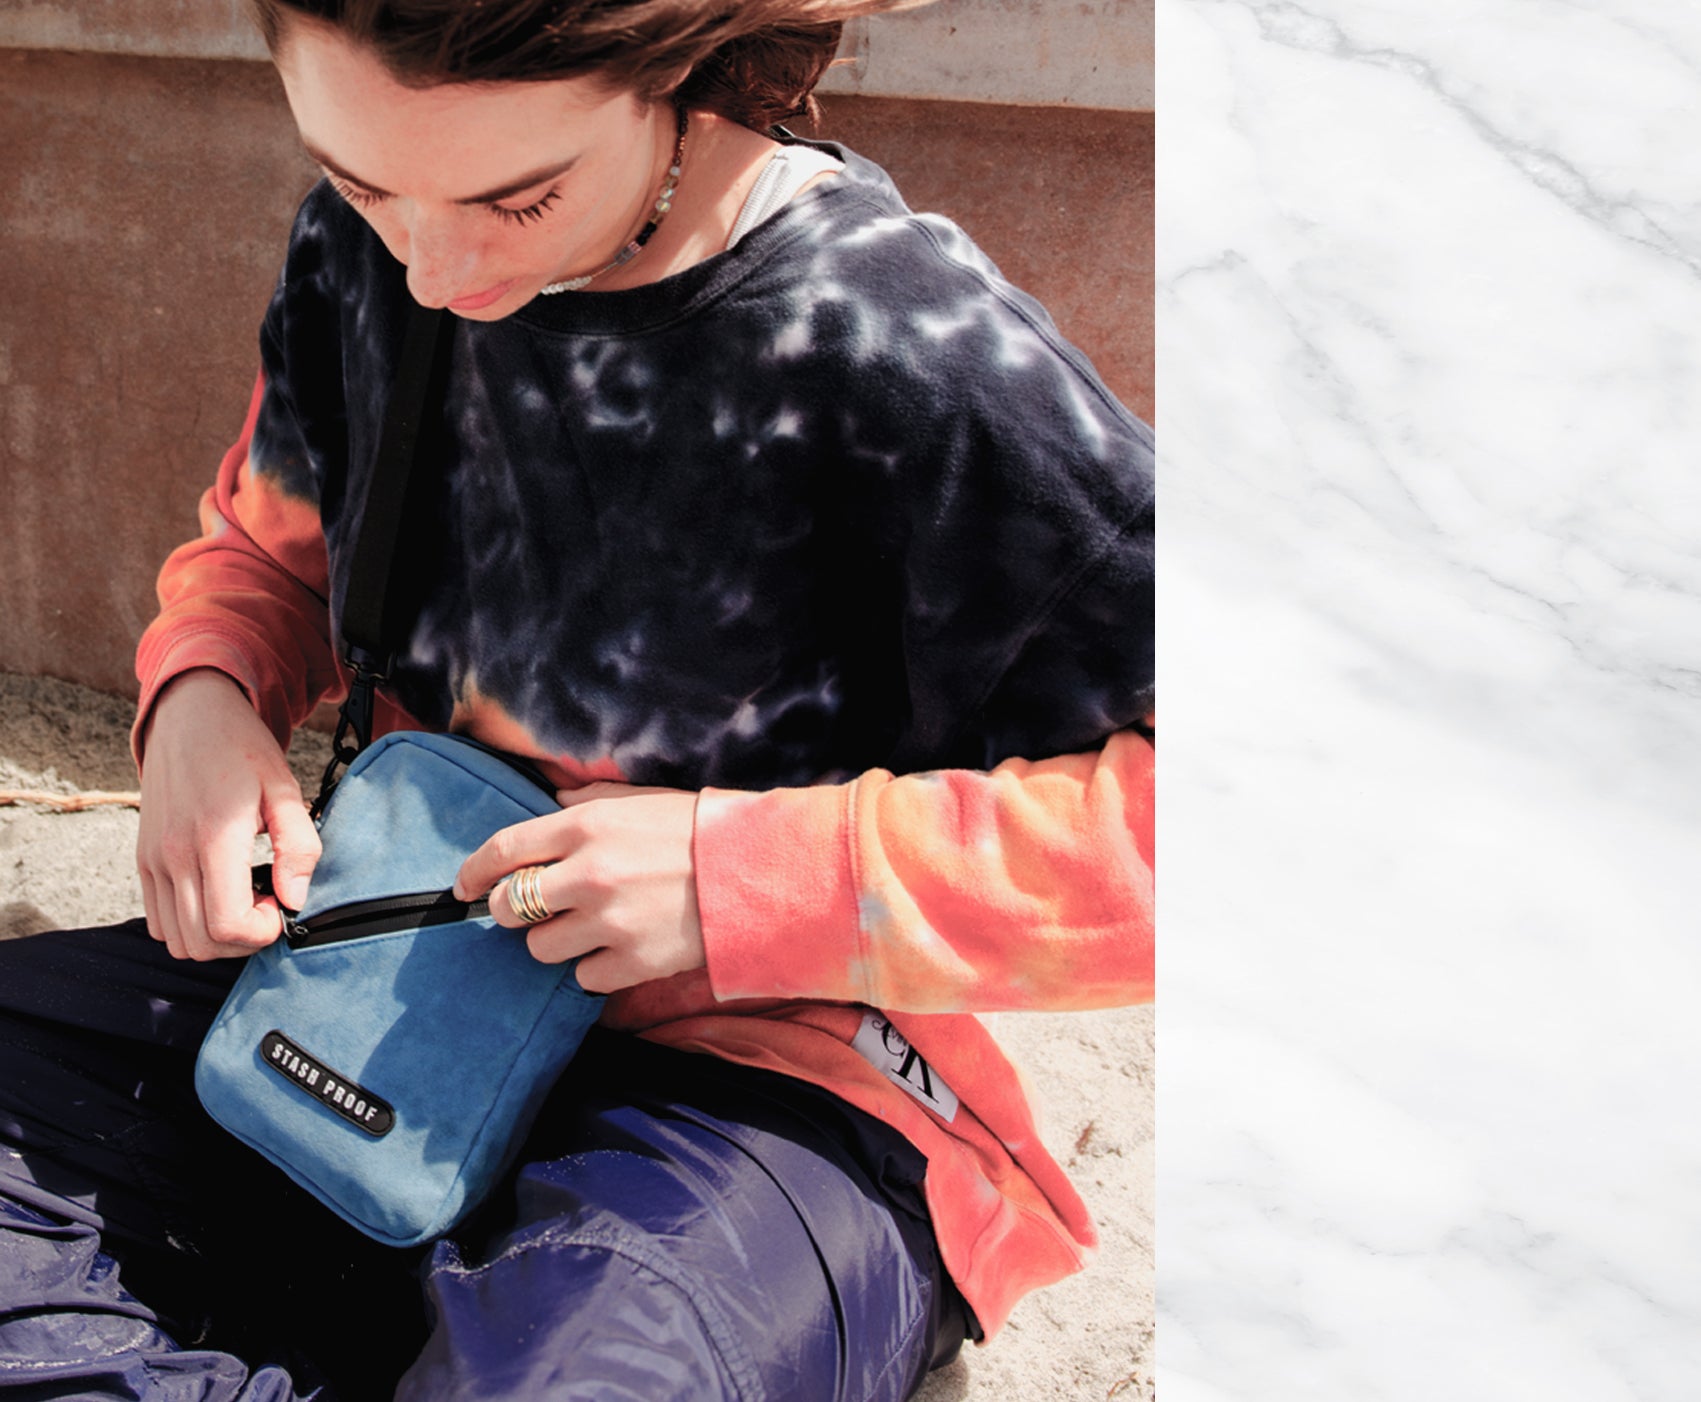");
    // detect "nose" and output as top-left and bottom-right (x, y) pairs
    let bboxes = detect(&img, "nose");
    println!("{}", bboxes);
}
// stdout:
(399, 208), (483, 309)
